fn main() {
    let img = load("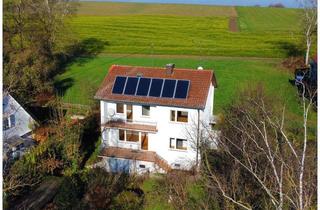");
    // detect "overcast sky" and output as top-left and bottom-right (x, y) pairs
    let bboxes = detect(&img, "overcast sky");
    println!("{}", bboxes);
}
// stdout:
(83, 0), (301, 8)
